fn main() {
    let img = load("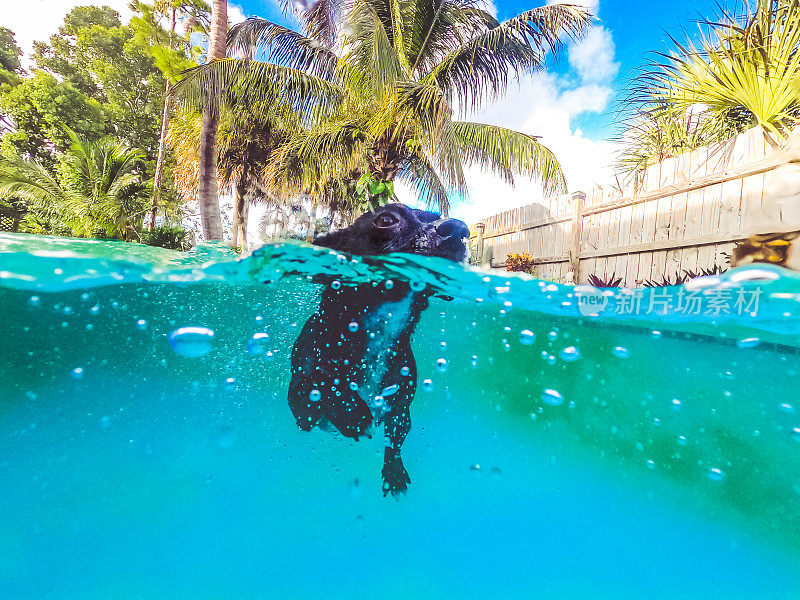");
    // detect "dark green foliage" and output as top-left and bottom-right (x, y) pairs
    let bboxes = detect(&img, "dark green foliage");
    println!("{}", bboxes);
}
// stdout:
(642, 266), (727, 287)
(140, 224), (192, 250)
(588, 273), (623, 288)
